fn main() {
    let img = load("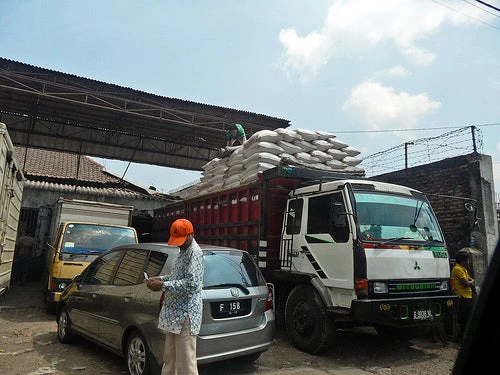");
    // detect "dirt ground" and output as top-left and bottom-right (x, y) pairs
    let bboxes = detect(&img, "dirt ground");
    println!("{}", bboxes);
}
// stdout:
(0, 282), (461, 375)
